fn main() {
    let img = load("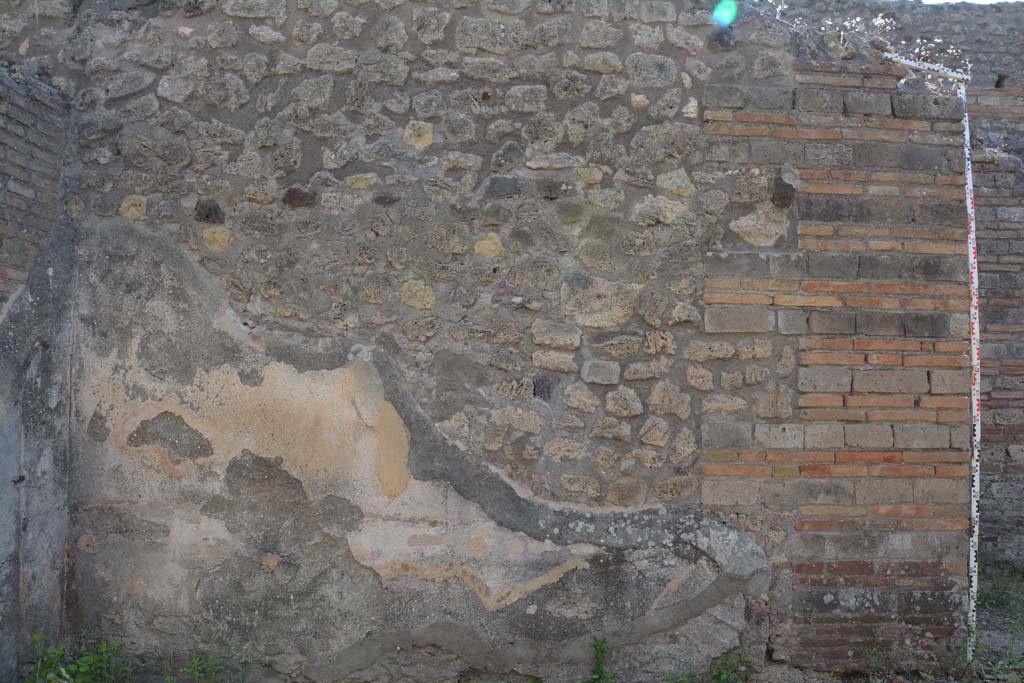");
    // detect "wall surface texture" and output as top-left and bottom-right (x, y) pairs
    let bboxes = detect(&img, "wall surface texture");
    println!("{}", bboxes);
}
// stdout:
(0, 69), (71, 681)
(0, 0), (994, 679)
